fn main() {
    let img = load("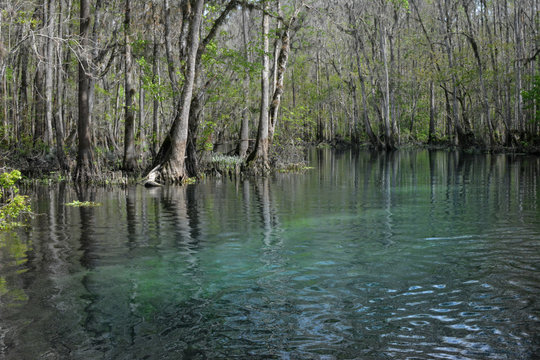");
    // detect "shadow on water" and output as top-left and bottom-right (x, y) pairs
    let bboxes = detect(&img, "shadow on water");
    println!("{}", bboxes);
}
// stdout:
(1, 149), (540, 359)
